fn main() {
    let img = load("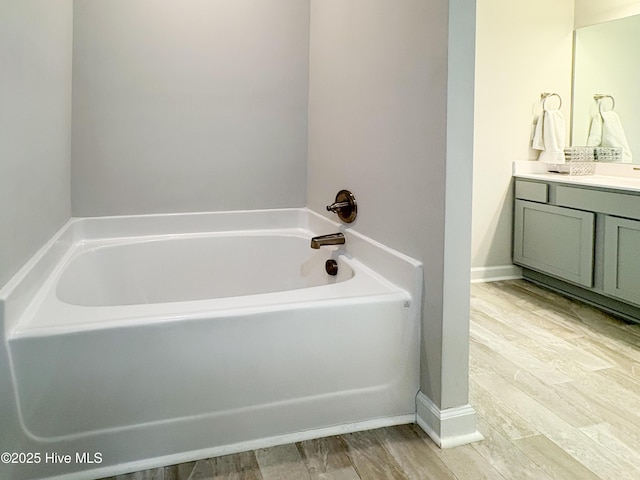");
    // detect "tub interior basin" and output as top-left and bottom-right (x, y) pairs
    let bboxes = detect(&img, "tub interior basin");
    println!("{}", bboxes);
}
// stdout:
(56, 232), (353, 307)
